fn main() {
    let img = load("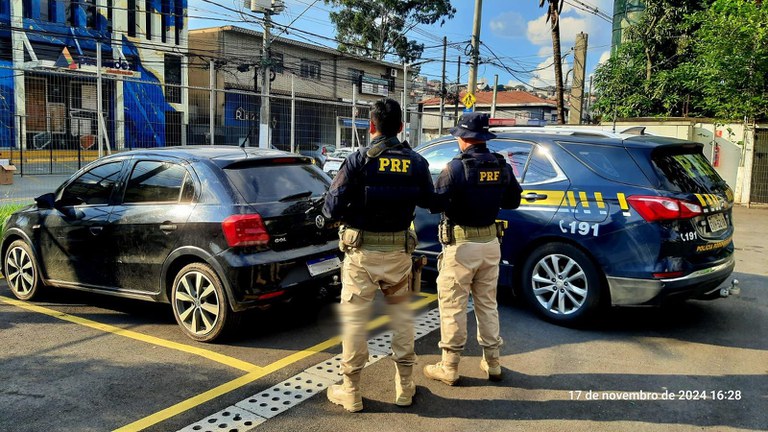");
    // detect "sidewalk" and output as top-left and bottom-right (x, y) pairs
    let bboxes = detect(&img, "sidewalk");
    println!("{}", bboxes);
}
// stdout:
(0, 174), (70, 206)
